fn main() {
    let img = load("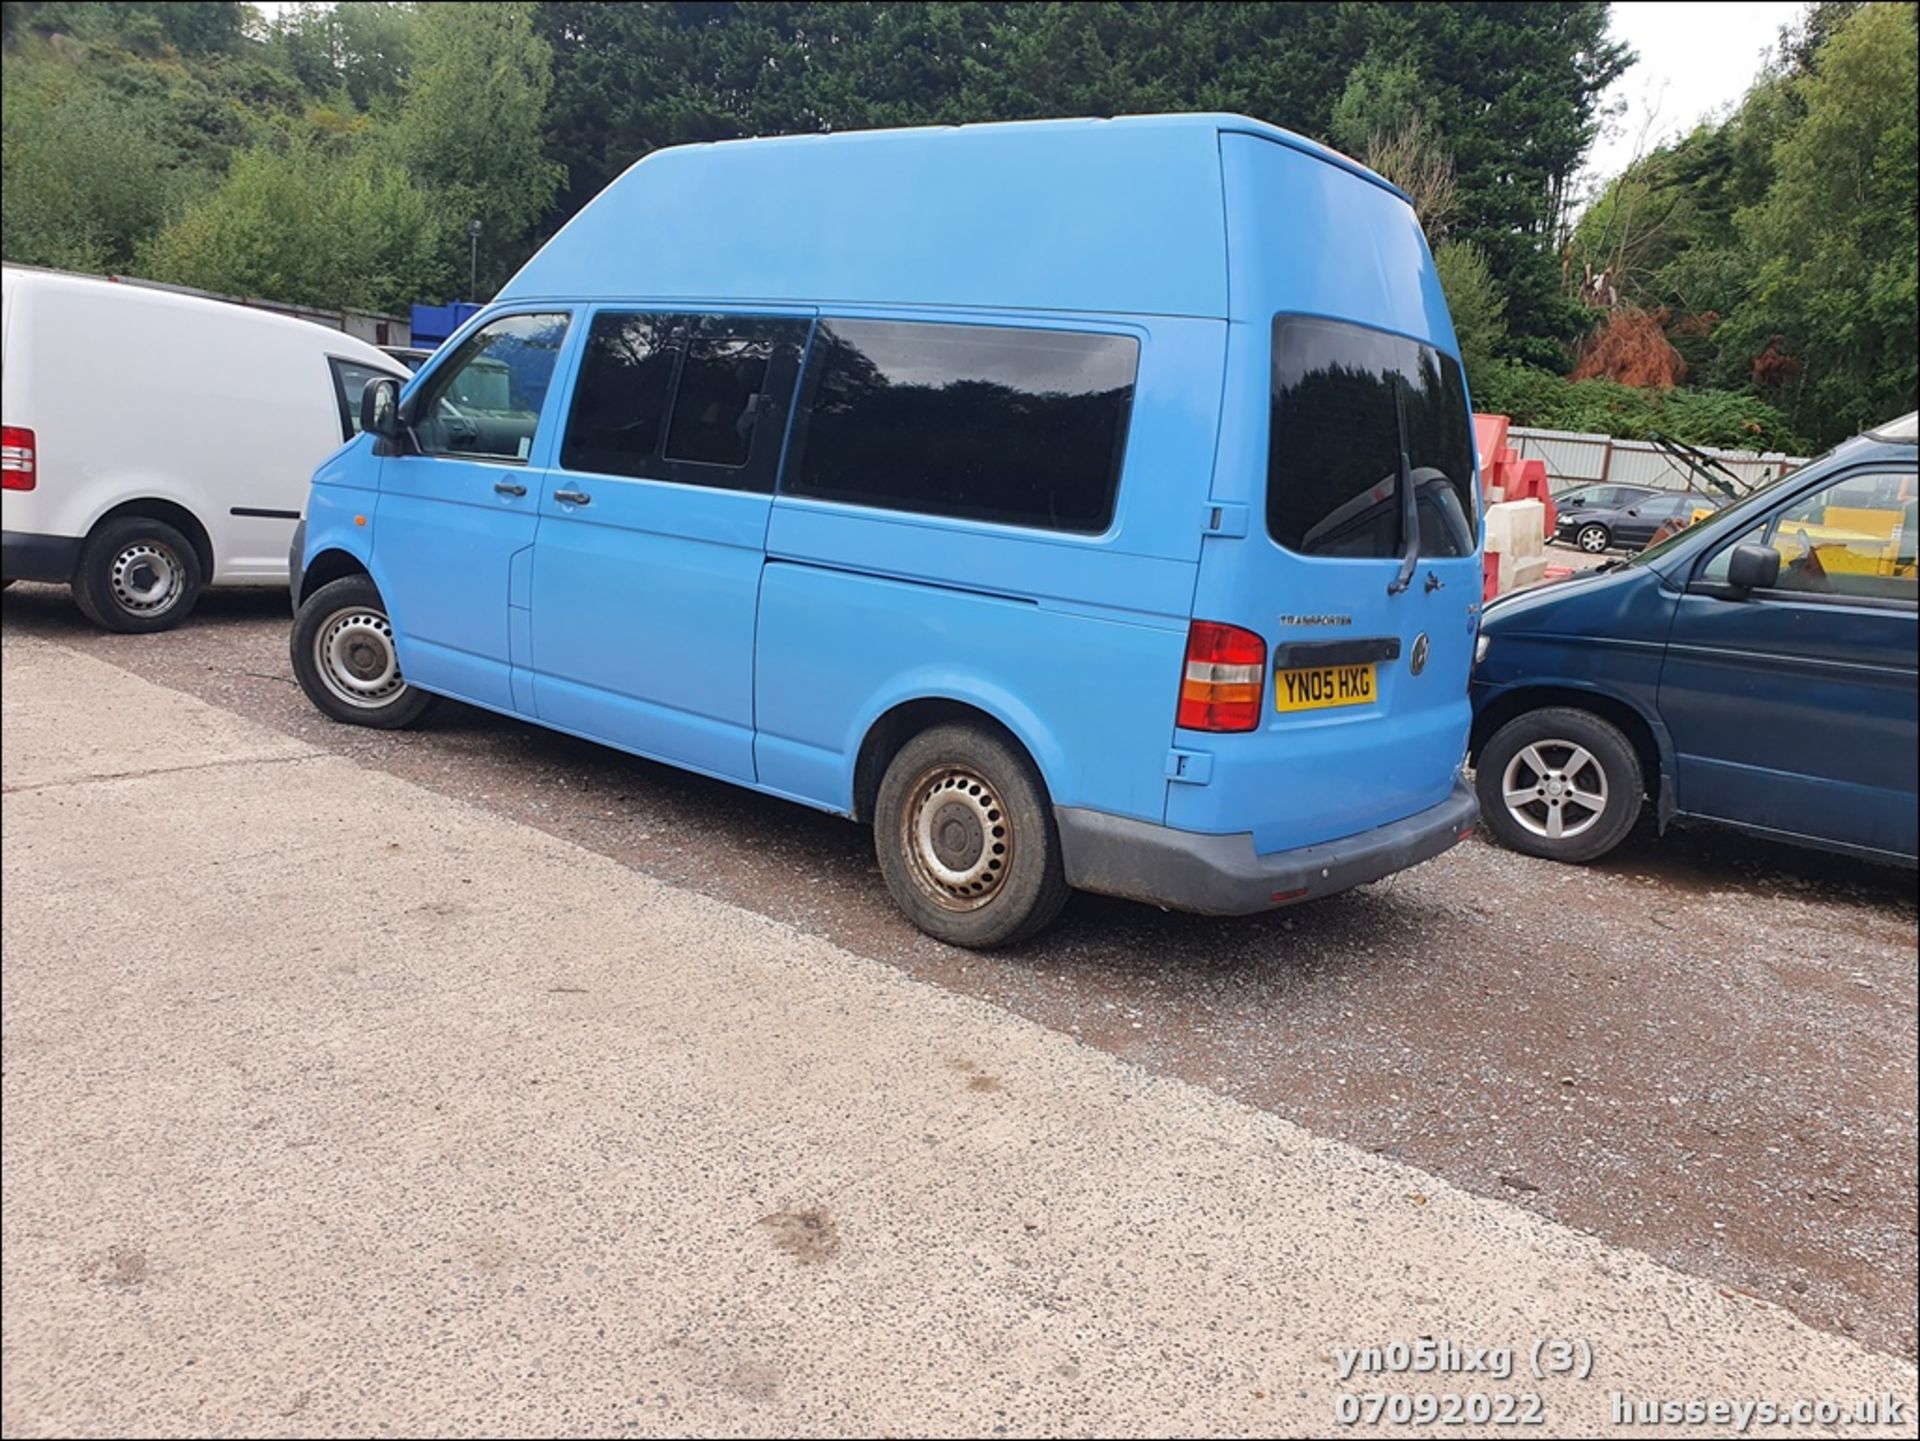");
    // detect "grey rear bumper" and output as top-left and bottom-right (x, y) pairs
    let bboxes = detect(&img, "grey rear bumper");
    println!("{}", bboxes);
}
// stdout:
(1056, 778), (1478, 916)
(2, 531), (82, 585)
